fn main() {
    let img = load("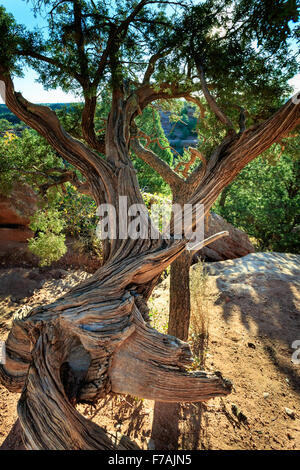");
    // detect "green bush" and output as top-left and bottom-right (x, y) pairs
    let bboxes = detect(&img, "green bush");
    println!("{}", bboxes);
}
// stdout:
(214, 150), (300, 253)
(28, 232), (67, 267)
(28, 209), (67, 266)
